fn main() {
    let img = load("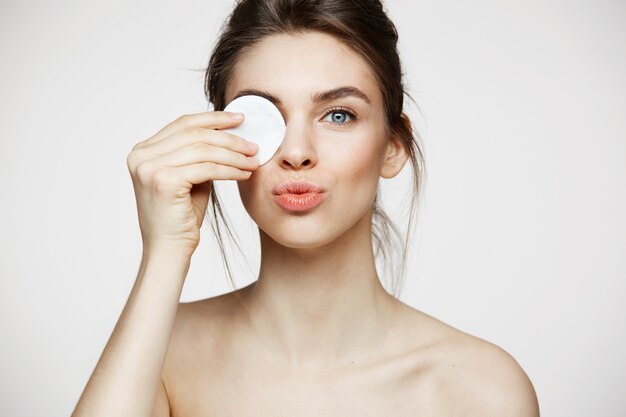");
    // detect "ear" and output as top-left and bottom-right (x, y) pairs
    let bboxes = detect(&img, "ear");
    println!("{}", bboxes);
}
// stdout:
(380, 113), (411, 179)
